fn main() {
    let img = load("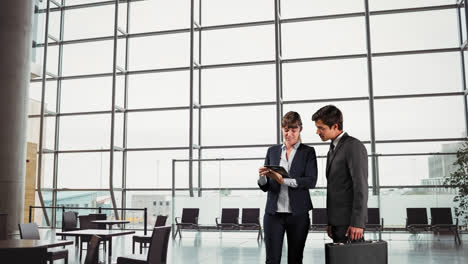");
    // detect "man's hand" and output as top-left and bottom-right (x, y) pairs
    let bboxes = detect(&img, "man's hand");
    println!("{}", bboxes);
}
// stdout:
(327, 225), (333, 239)
(345, 226), (363, 240)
